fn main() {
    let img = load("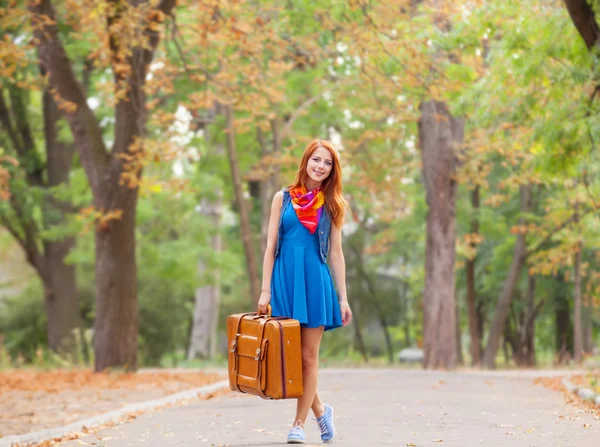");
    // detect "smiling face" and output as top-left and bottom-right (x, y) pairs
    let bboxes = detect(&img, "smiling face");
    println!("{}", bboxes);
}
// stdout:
(306, 146), (333, 187)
